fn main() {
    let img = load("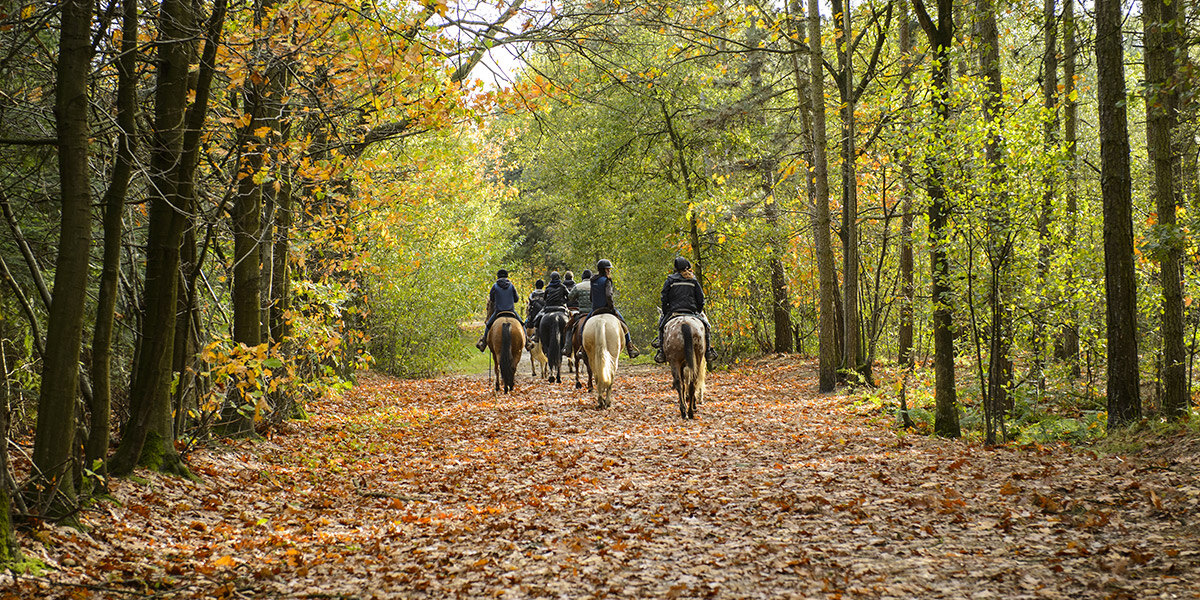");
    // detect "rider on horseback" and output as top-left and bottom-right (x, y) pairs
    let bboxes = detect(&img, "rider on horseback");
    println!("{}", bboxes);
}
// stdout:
(586, 259), (640, 358)
(653, 256), (717, 364)
(563, 271), (576, 293)
(528, 279), (546, 324)
(530, 271), (568, 342)
(476, 269), (523, 351)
